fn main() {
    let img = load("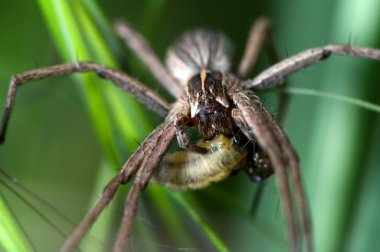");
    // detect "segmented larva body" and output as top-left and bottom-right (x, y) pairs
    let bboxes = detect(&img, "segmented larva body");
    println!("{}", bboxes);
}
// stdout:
(152, 134), (247, 190)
